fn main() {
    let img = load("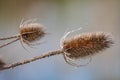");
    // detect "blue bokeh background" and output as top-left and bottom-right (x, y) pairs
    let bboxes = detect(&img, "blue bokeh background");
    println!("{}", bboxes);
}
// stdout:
(0, 0), (120, 80)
